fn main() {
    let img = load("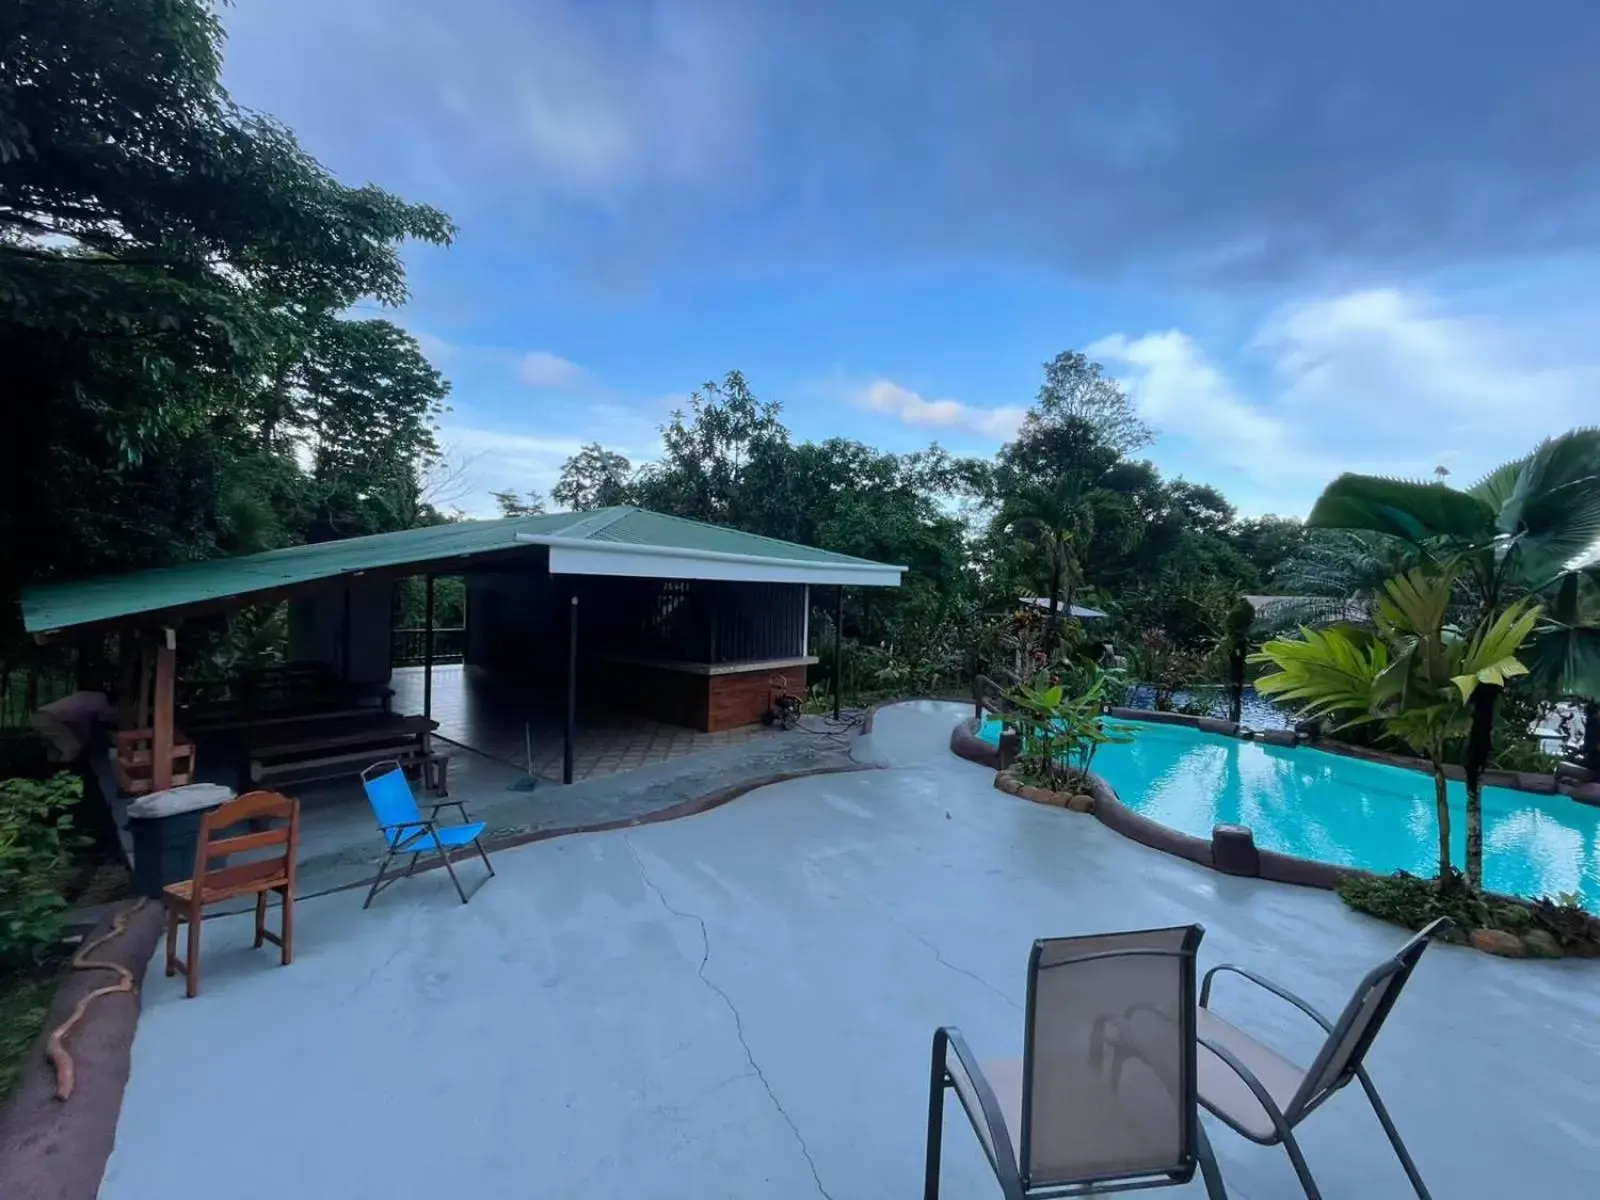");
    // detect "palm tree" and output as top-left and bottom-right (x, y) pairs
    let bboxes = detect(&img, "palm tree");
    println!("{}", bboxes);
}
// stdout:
(1262, 528), (1415, 631)
(999, 473), (1097, 655)
(1306, 430), (1600, 888)
(1253, 565), (1540, 882)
